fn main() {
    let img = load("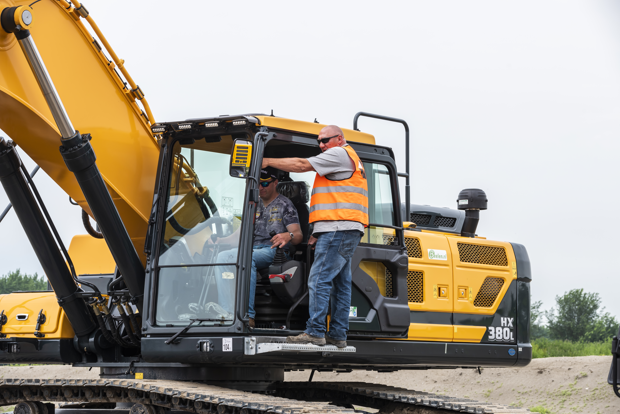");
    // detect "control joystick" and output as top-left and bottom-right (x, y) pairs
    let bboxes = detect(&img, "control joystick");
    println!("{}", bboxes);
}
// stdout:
(269, 230), (287, 265)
